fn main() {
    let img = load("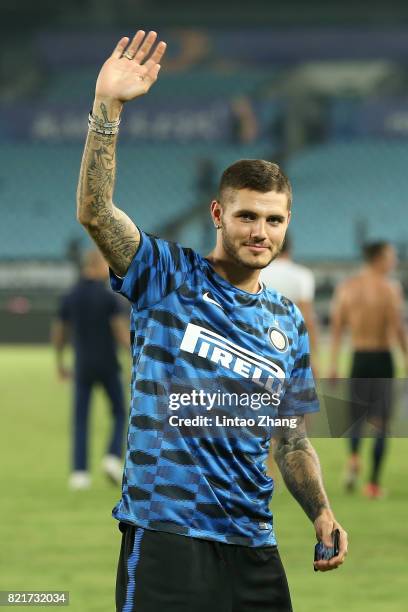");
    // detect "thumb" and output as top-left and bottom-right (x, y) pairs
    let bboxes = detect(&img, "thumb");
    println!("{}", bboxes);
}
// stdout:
(318, 524), (335, 548)
(315, 513), (335, 546)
